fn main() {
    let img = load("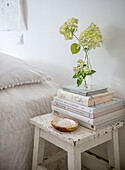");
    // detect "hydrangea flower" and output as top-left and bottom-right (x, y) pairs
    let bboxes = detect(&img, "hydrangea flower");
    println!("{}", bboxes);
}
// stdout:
(79, 22), (103, 51)
(59, 18), (78, 40)
(59, 18), (103, 87)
